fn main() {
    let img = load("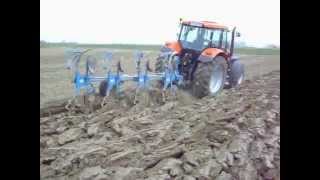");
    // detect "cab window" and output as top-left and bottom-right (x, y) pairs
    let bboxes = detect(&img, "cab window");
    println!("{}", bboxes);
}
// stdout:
(211, 29), (223, 48)
(221, 30), (228, 50)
